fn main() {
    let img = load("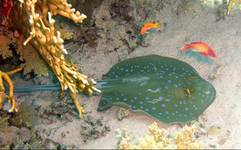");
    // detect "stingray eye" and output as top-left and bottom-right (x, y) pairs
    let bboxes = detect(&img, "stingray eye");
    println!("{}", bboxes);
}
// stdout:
(184, 87), (195, 98)
(184, 88), (191, 97)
